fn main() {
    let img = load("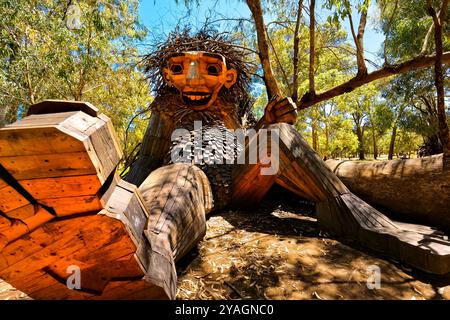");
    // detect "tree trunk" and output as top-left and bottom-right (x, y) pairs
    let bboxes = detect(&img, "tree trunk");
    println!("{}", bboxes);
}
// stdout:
(348, 0), (368, 76)
(388, 124), (397, 160)
(312, 120), (318, 152)
(356, 125), (365, 160)
(308, 0), (316, 95)
(427, 0), (450, 166)
(326, 154), (450, 232)
(371, 126), (378, 159)
(246, 0), (282, 100)
(292, 0), (304, 104)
